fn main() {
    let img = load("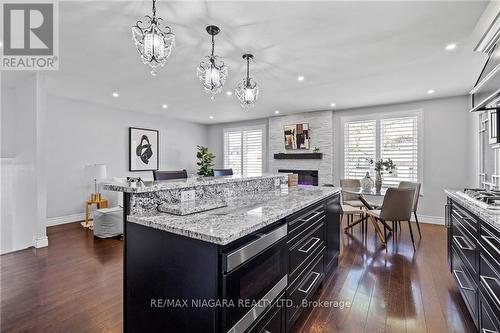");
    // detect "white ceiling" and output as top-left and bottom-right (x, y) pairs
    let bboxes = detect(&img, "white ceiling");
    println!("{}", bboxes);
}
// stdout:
(23, 1), (493, 123)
